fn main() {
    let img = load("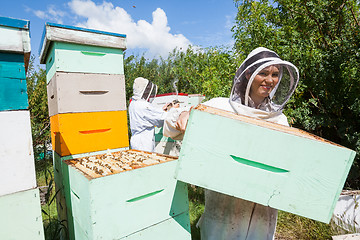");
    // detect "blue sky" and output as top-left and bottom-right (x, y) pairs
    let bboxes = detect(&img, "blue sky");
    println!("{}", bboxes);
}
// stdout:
(1, 0), (238, 67)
